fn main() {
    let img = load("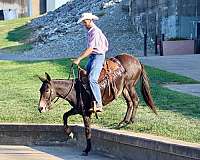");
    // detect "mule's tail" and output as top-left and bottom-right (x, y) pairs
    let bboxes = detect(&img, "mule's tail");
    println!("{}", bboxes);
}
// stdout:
(140, 64), (158, 115)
